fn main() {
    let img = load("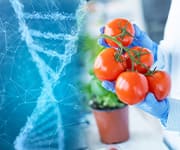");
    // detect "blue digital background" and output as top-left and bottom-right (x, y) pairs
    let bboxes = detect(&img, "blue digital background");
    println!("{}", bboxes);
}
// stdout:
(0, 0), (87, 150)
